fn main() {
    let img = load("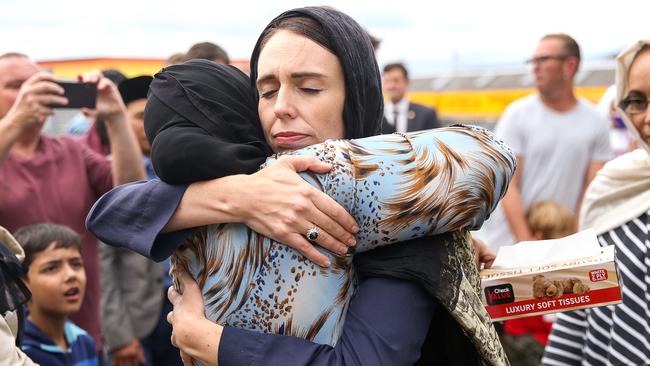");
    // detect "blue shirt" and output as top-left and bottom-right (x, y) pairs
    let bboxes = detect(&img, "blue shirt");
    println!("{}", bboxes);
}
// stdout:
(21, 319), (99, 366)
